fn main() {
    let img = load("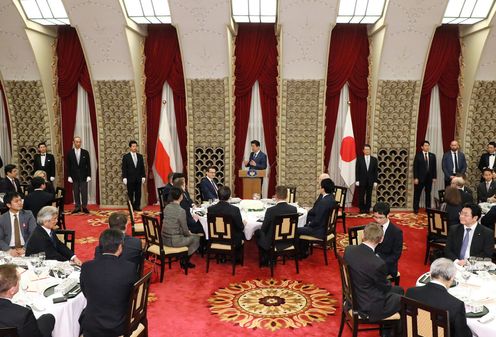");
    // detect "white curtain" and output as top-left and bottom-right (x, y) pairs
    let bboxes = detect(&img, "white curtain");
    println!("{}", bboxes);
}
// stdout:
(242, 81), (270, 198)
(0, 88), (11, 177)
(74, 84), (98, 204)
(153, 81), (183, 190)
(420, 85), (444, 207)
(328, 84), (354, 205)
